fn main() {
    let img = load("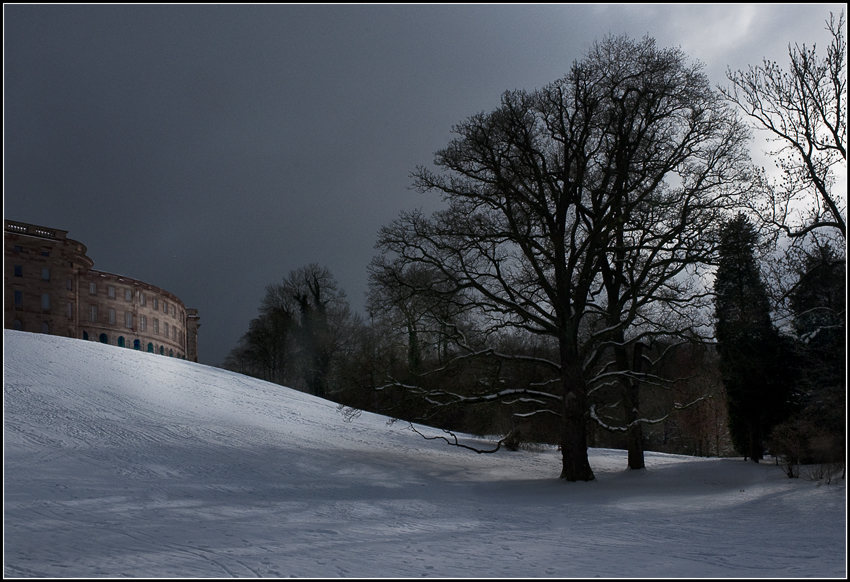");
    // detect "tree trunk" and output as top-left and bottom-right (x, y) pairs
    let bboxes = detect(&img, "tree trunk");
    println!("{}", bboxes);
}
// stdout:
(559, 412), (594, 481)
(626, 413), (645, 470)
(613, 338), (646, 470)
(559, 367), (594, 481)
(406, 322), (421, 374)
(625, 342), (646, 470)
(748, 422), (762, 463)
